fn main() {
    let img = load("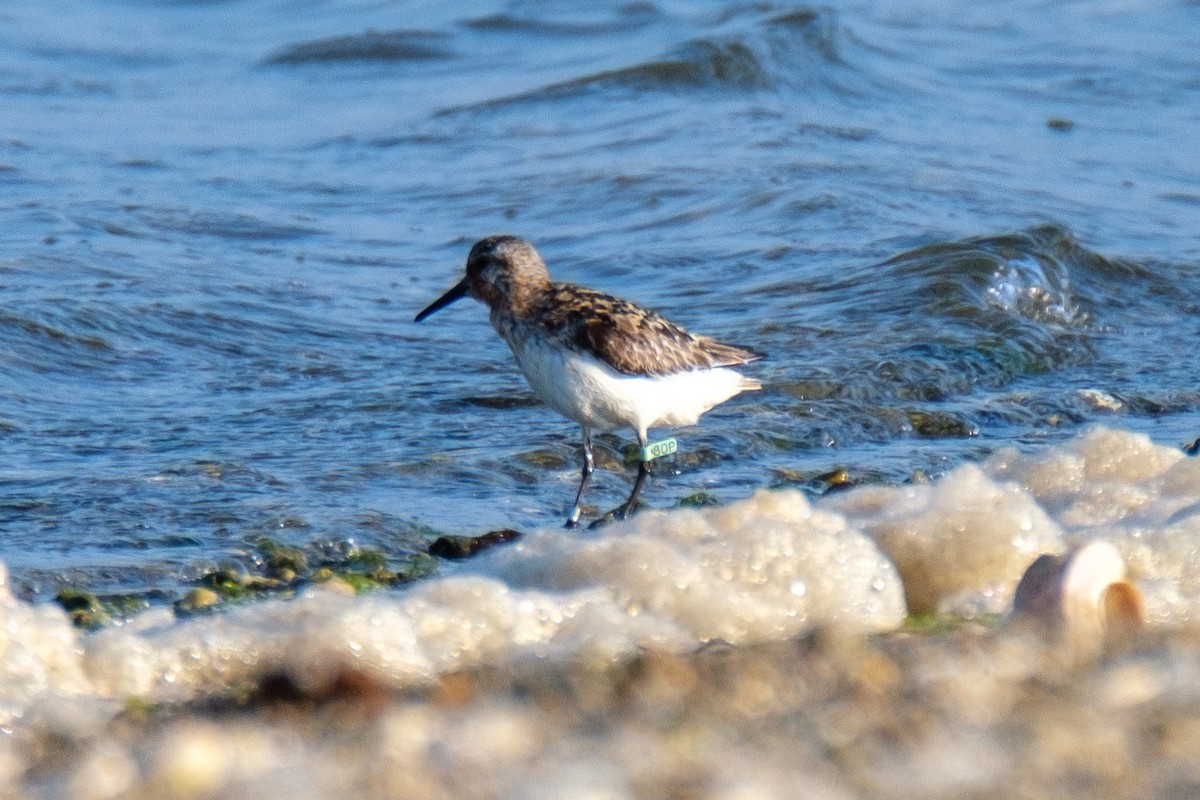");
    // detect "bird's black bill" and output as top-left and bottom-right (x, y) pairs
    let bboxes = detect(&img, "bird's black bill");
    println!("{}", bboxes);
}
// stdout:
(414, 278), (470, 322)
